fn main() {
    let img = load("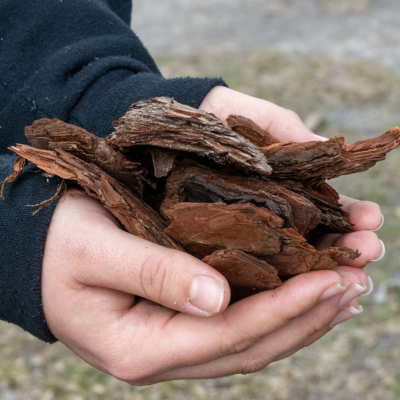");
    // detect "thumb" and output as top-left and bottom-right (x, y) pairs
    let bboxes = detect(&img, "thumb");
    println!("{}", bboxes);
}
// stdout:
(74, 216), (231, 317)
(199, 86), (327, 143)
